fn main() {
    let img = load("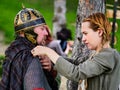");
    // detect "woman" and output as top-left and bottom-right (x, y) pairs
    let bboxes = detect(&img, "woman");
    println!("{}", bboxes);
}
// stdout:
(45, 27), (72, 57)
(56, 28), (72, 52)
(31, 12), (120, 90)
